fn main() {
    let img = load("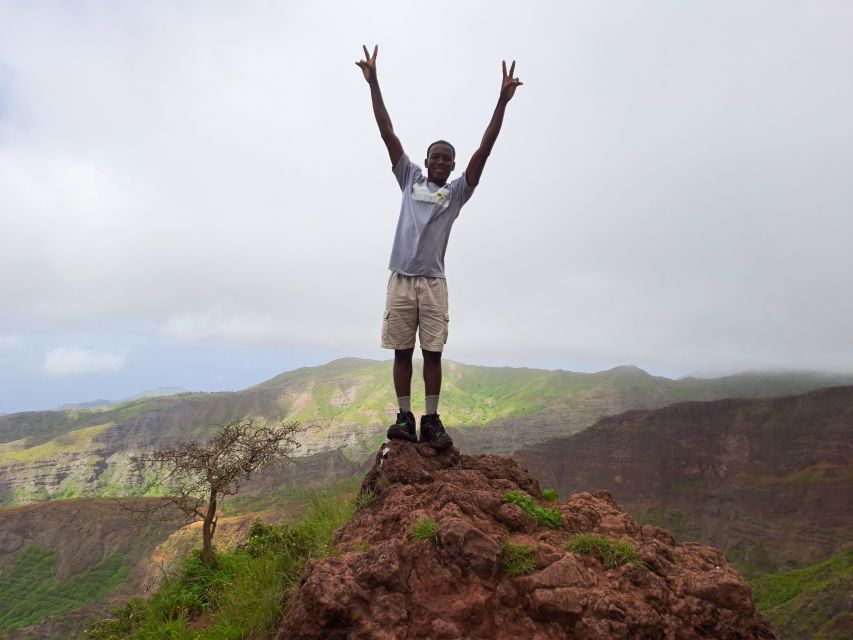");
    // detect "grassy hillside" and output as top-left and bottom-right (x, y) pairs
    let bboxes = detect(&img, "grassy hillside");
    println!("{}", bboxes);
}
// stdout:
(751, 550), (853, 640)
